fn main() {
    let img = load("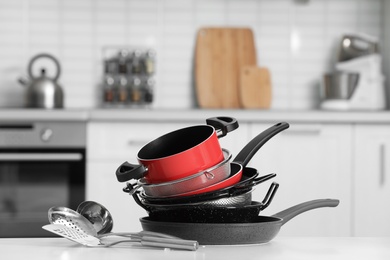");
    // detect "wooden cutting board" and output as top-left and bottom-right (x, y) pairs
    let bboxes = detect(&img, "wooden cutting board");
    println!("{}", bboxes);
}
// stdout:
(239, 66), (272, 109)
(195, 27), (257, 108)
